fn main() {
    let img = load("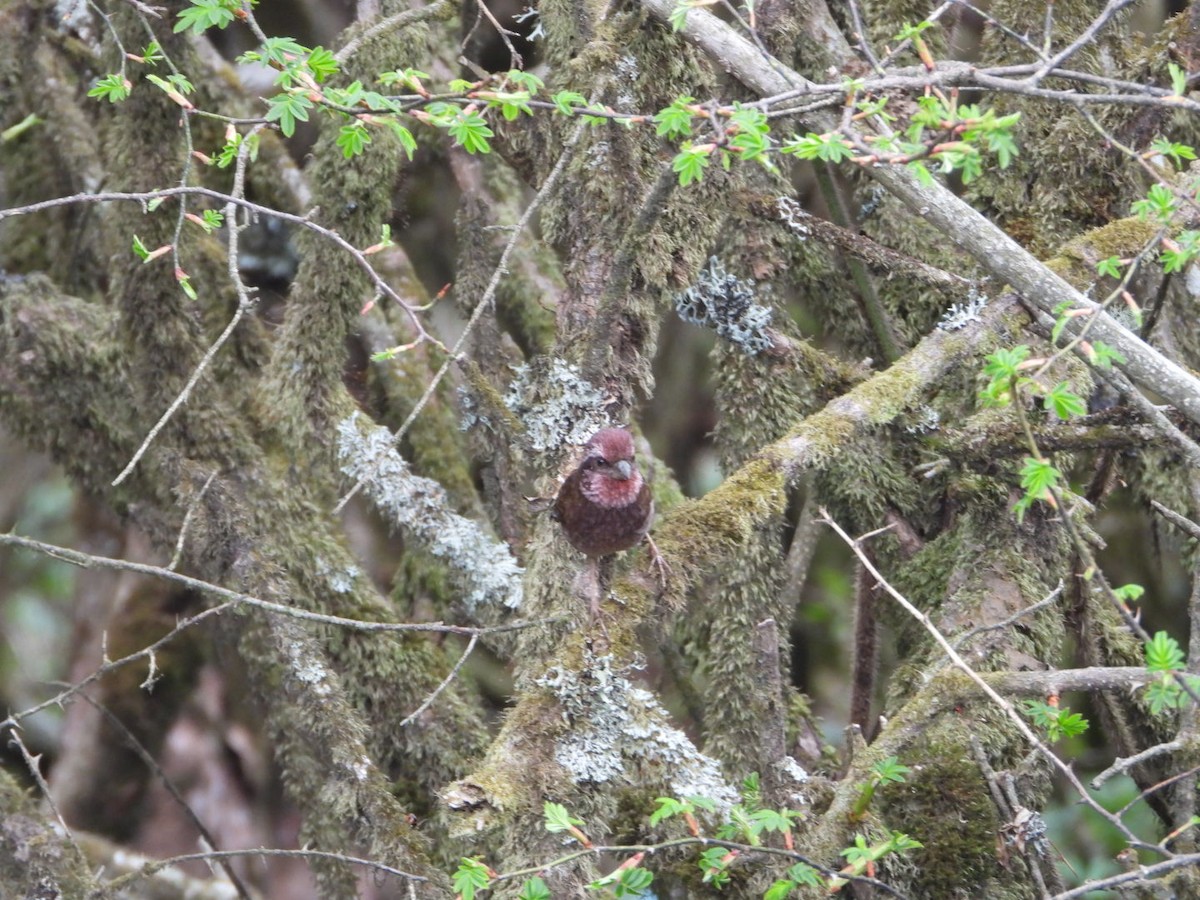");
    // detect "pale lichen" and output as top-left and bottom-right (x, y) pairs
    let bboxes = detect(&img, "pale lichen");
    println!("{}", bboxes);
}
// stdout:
(675, 256), (773, 355)
(337, 413), (524, 610)
(937, 289), (989, 331)
(537, 653), (737, 808)
(502, 358), (609, 453)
